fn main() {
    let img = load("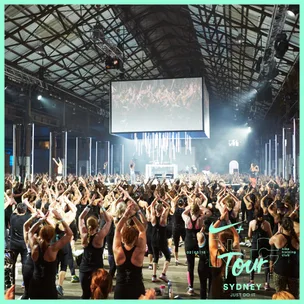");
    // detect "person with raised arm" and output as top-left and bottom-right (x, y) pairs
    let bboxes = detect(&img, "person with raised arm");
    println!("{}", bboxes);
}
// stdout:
(248, 207), (272, 290)
(182, 201), (211, 296)
(208, 208), (241, 299)
(129, 160), (136, 185)
(78, 198), (112, 299)
(150, 197), (171, 283)
(113, 203), (146, 299)
(53, 158), (63, 181)
(269, 217), (299, 299)
(28, 209), (73, 299)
